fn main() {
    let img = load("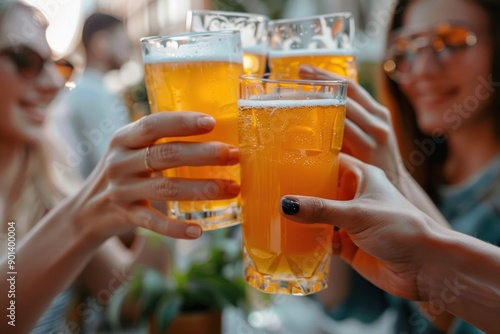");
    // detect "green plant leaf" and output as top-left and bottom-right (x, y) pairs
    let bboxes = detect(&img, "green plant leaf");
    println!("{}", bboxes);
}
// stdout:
(155, 295), (183, 331)
(138, 270), (174, 321)
(106, 283), (129, 331)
